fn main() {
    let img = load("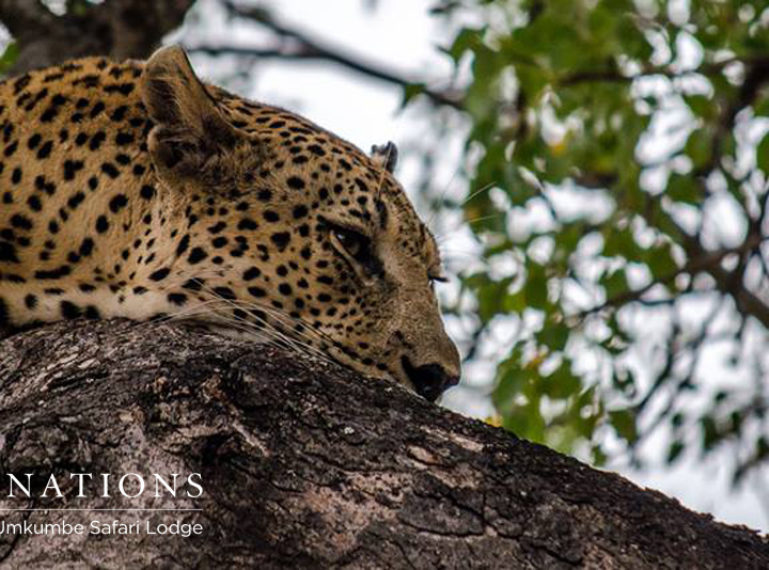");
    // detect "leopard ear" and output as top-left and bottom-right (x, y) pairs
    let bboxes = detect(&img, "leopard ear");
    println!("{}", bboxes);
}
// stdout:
(140, 45), (239, 181)
(371, 141), (398, 173)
